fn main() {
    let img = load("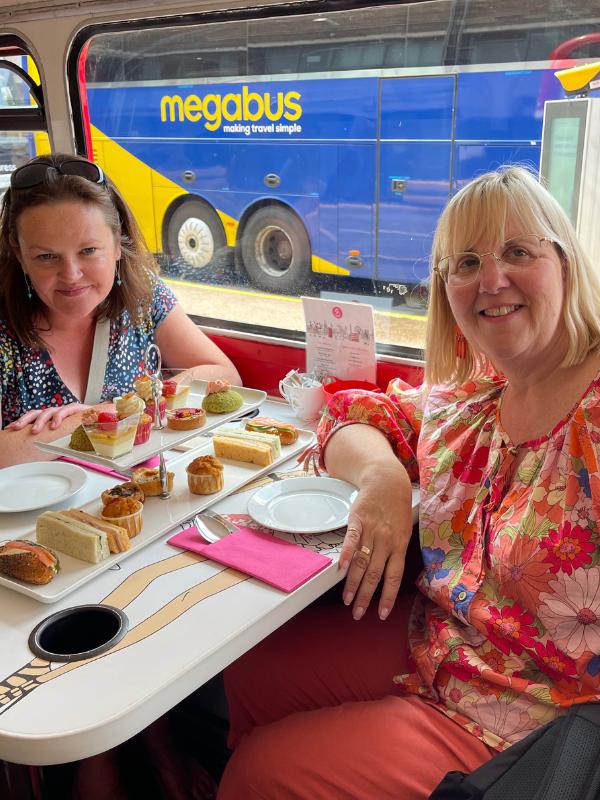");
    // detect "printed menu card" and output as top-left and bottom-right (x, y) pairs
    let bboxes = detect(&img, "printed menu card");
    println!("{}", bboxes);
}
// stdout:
(302, 296), (376, 382)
